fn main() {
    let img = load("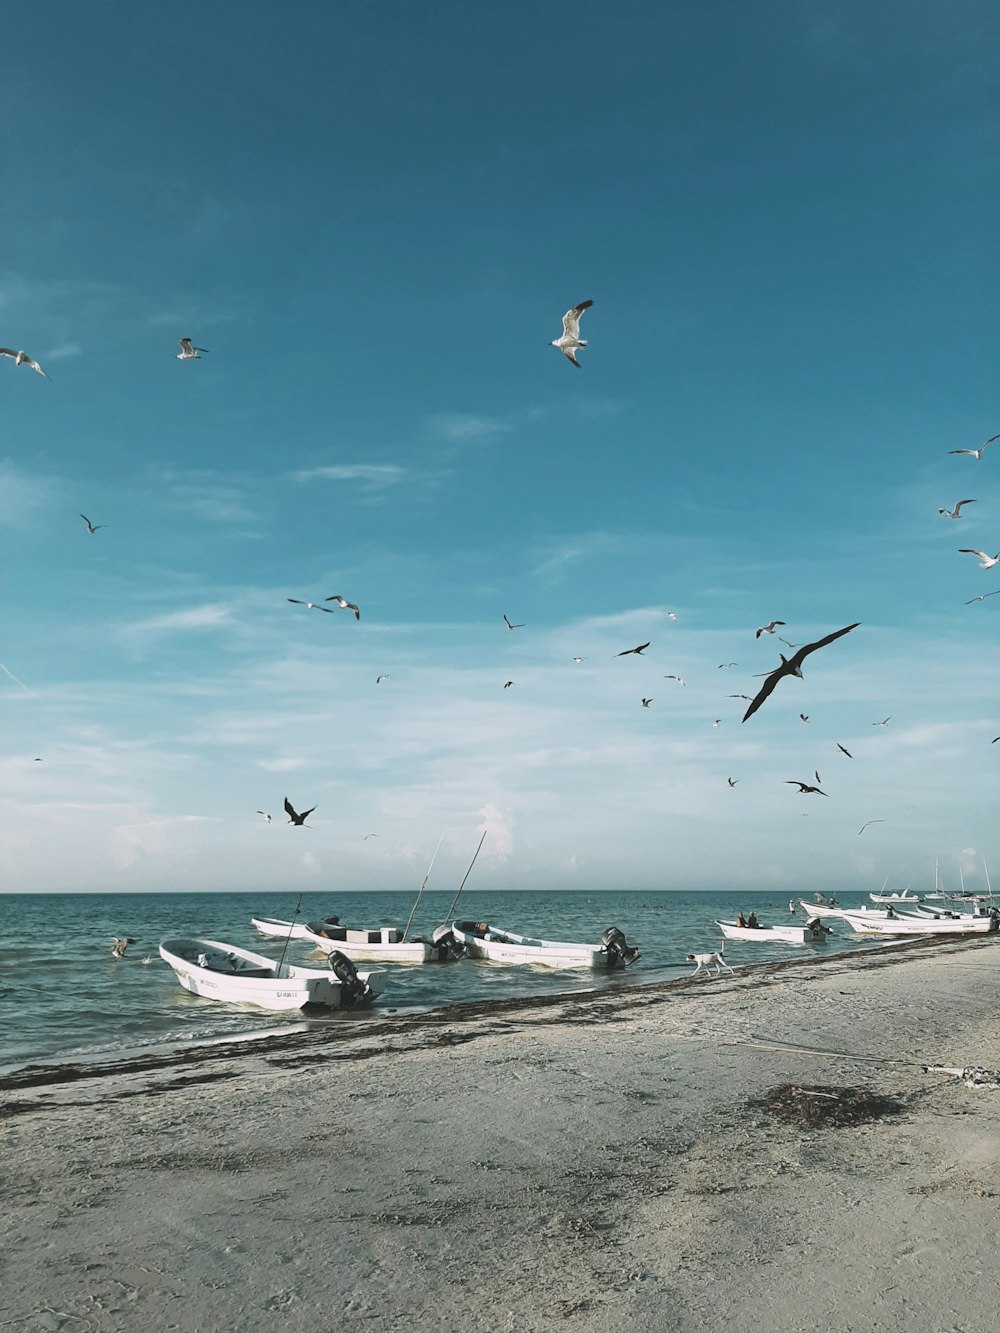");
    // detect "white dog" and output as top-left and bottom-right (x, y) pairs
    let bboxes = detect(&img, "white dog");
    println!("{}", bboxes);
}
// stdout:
(686, 944), (734, 978)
